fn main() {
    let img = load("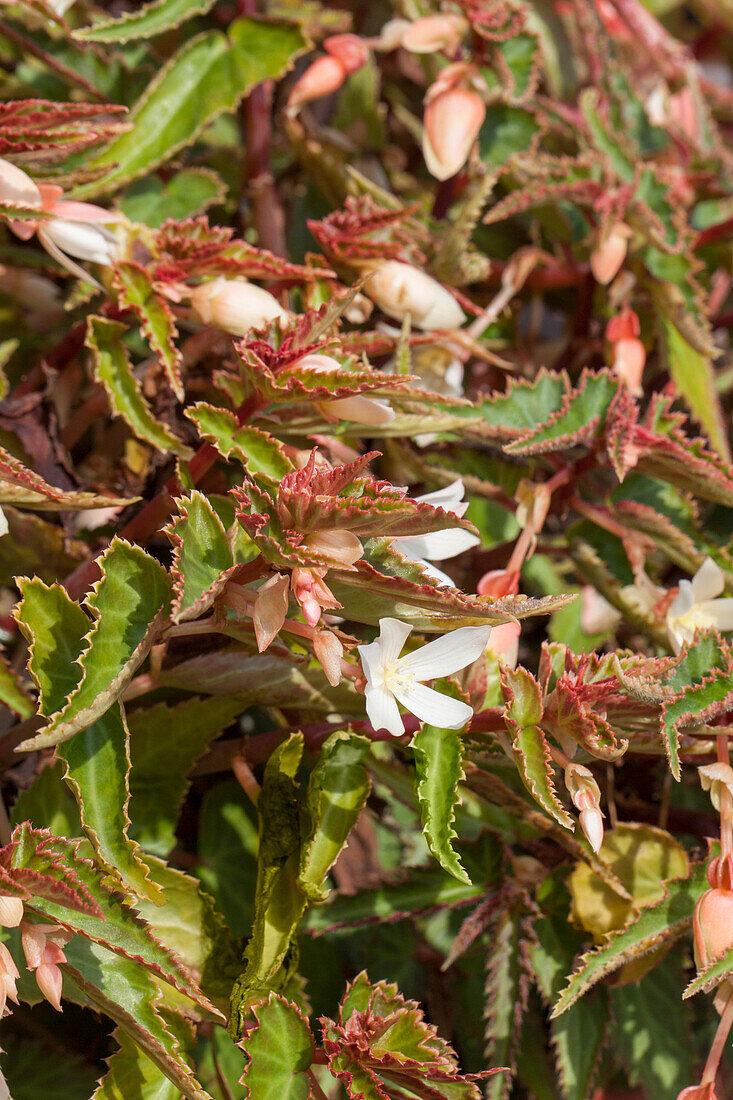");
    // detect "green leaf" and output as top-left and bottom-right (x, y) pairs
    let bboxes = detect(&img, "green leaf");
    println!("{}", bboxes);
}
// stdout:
(502, 667), (574, 830)
(412, 704), (470, 884)
(484, 896), (534, 1100)
(240, 994), (314, 1100)
(19, 539), (171, 751)
(78, 19), (307, 196)
(129, 696), (245, 857)
(168, 491), (235, 624)
(552, 860), (707, 1015)
(76, 0), (219, 42)
(119, 169), (226, 227)
(59, 704), (164, 904)
(14, 578), (88, 717)
(661, 635), (733, 780)
(113, 264), (184, 402)
(197, 779), (259, 938)
(298, 731), (371, 902)
(0, 649), (34, 719)
(550, 997), (608, 1100)
(505, 371), (619, 457)
(92, 1028), (181, 1100)
(87, 316), (192, 458)
(660, 317), (729, 462)
(479, 105), (539, 167)
(187, 403), (294, 485)
(11, 760), (81, 837)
